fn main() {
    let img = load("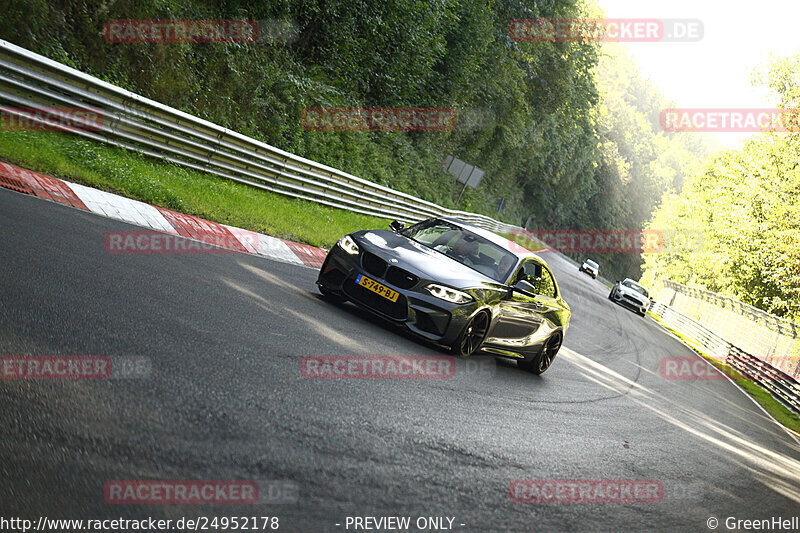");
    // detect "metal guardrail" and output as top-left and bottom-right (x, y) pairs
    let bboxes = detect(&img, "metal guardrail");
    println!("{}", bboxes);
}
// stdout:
(0, 39), (520, 235)
(662, 280), (799, 338)
(650, 301), (800, 415)
(728, 346), (800, 415)
(650, 302), (730, 360)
